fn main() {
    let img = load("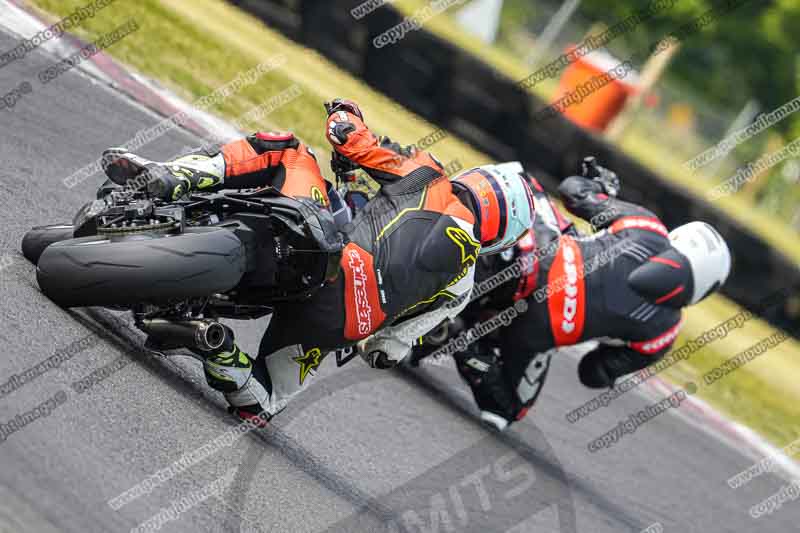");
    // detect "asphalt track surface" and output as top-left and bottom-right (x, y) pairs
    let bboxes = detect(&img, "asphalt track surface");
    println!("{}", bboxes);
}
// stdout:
(0, 28), (798, 533)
